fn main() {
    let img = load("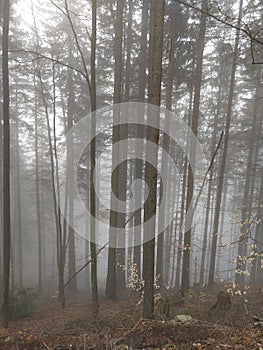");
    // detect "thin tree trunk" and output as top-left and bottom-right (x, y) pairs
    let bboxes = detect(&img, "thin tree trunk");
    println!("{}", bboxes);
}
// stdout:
(32, 76), (42, 293)
(15, 91), (23, 287)
(254, 169), (263, 283)
(246, 83), (262, 282)
(67, 47), (77, 294)
(1, 0), (11, 328)
(175, 53), (195, 288)
(216, 180), (227, 278)
(156, 37), (175, 285)
(89, 0), (99, 317)
(124, 0), (133, 102)
(199, 65), (223, 286)
(209, 0), (243, 285)
(181, 0), (207, 294)
(133, 0), (149, 275)
(105, 0), (124, 299)
(39, 70), (65, 308)
(31, 0), (42, 294)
